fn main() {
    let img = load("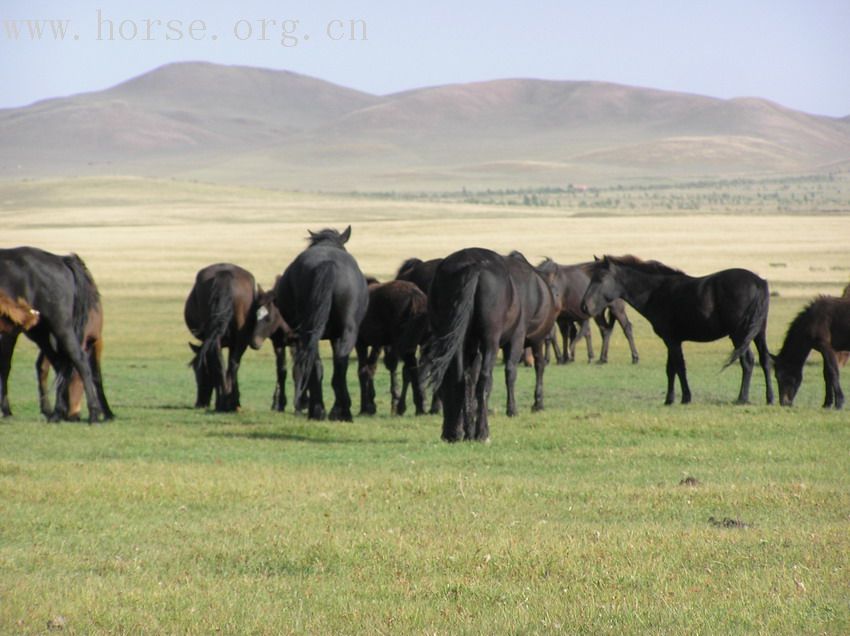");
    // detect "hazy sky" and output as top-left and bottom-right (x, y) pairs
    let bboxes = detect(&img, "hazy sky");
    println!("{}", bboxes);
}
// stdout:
(1, 0), (848, 116)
